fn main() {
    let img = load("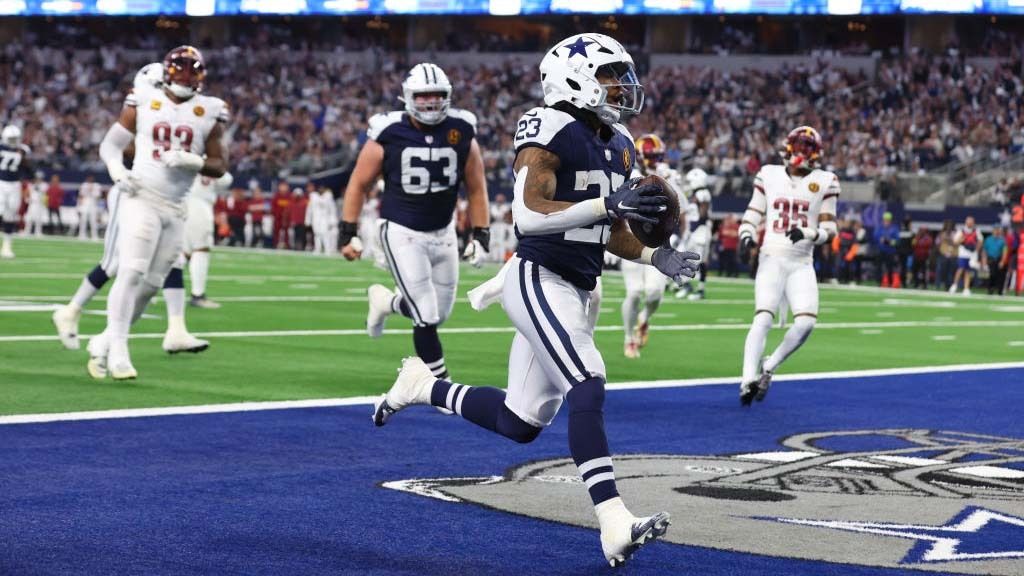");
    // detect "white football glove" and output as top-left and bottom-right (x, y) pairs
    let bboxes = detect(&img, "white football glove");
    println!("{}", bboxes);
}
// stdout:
(161, 150), (204, 172)
(463, 239), (487, 268)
